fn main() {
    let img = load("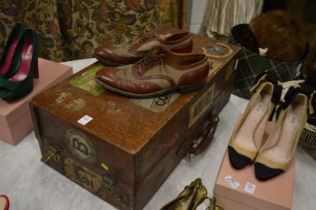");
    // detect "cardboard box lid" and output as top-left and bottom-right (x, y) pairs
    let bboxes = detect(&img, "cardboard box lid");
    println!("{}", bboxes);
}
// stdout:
(214, 152), (295, 210)
(0, 58), (72, 125)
